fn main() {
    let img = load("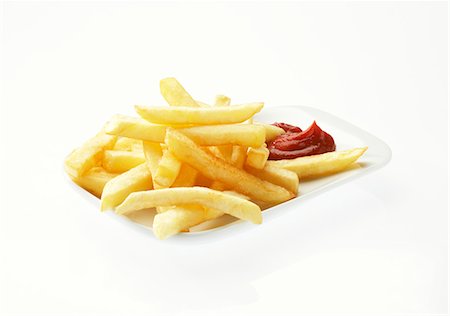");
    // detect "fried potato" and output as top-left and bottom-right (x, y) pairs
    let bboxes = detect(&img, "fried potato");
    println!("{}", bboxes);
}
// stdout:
(153, 205), (206, 240)
(171, 164), (198, 187)
(104, 115), (167, 142)
(64, 133), (117, 178)
(245, 145), (269, 169)
(116, 187), (262, 224)
(195, 172), (213, 187)
(210, 181), (227, 191)
(103, 150), (145, 173)
(214, 95), (231, 106)
(143, 142), (163, 176)
(107, 115), (266, 147)
(180, 124), (265, 147)
(267, 147), (368, 179)
(160, 77), (199, 107)
(255, 122), (285, 142)
(135, 102), (263, 125)
(166, 129), (293, 203)
(153, 150), (182, 188)
(245, 164), (299, 193)
(73, 167), (118, 198)
(101, 163), (152, 211)
(113, 137), (143, 152)
(231, 145), (247, 168)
